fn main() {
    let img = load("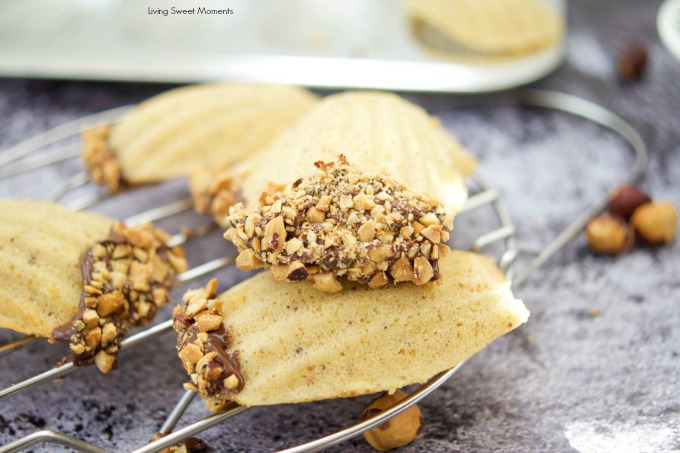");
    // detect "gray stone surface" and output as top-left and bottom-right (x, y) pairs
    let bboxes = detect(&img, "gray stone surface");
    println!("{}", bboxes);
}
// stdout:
(1, 1), (679, 452)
